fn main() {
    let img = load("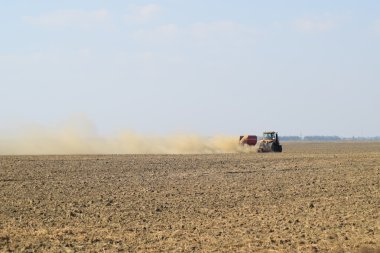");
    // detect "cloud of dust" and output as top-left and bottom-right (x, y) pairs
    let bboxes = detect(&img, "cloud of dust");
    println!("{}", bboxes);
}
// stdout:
(0, 116), (252, 155)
